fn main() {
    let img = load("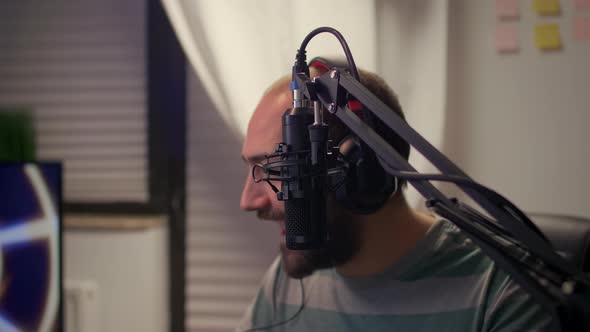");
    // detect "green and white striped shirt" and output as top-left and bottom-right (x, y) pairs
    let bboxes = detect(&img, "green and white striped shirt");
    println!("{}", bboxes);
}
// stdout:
(237, 219), (554, 331)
